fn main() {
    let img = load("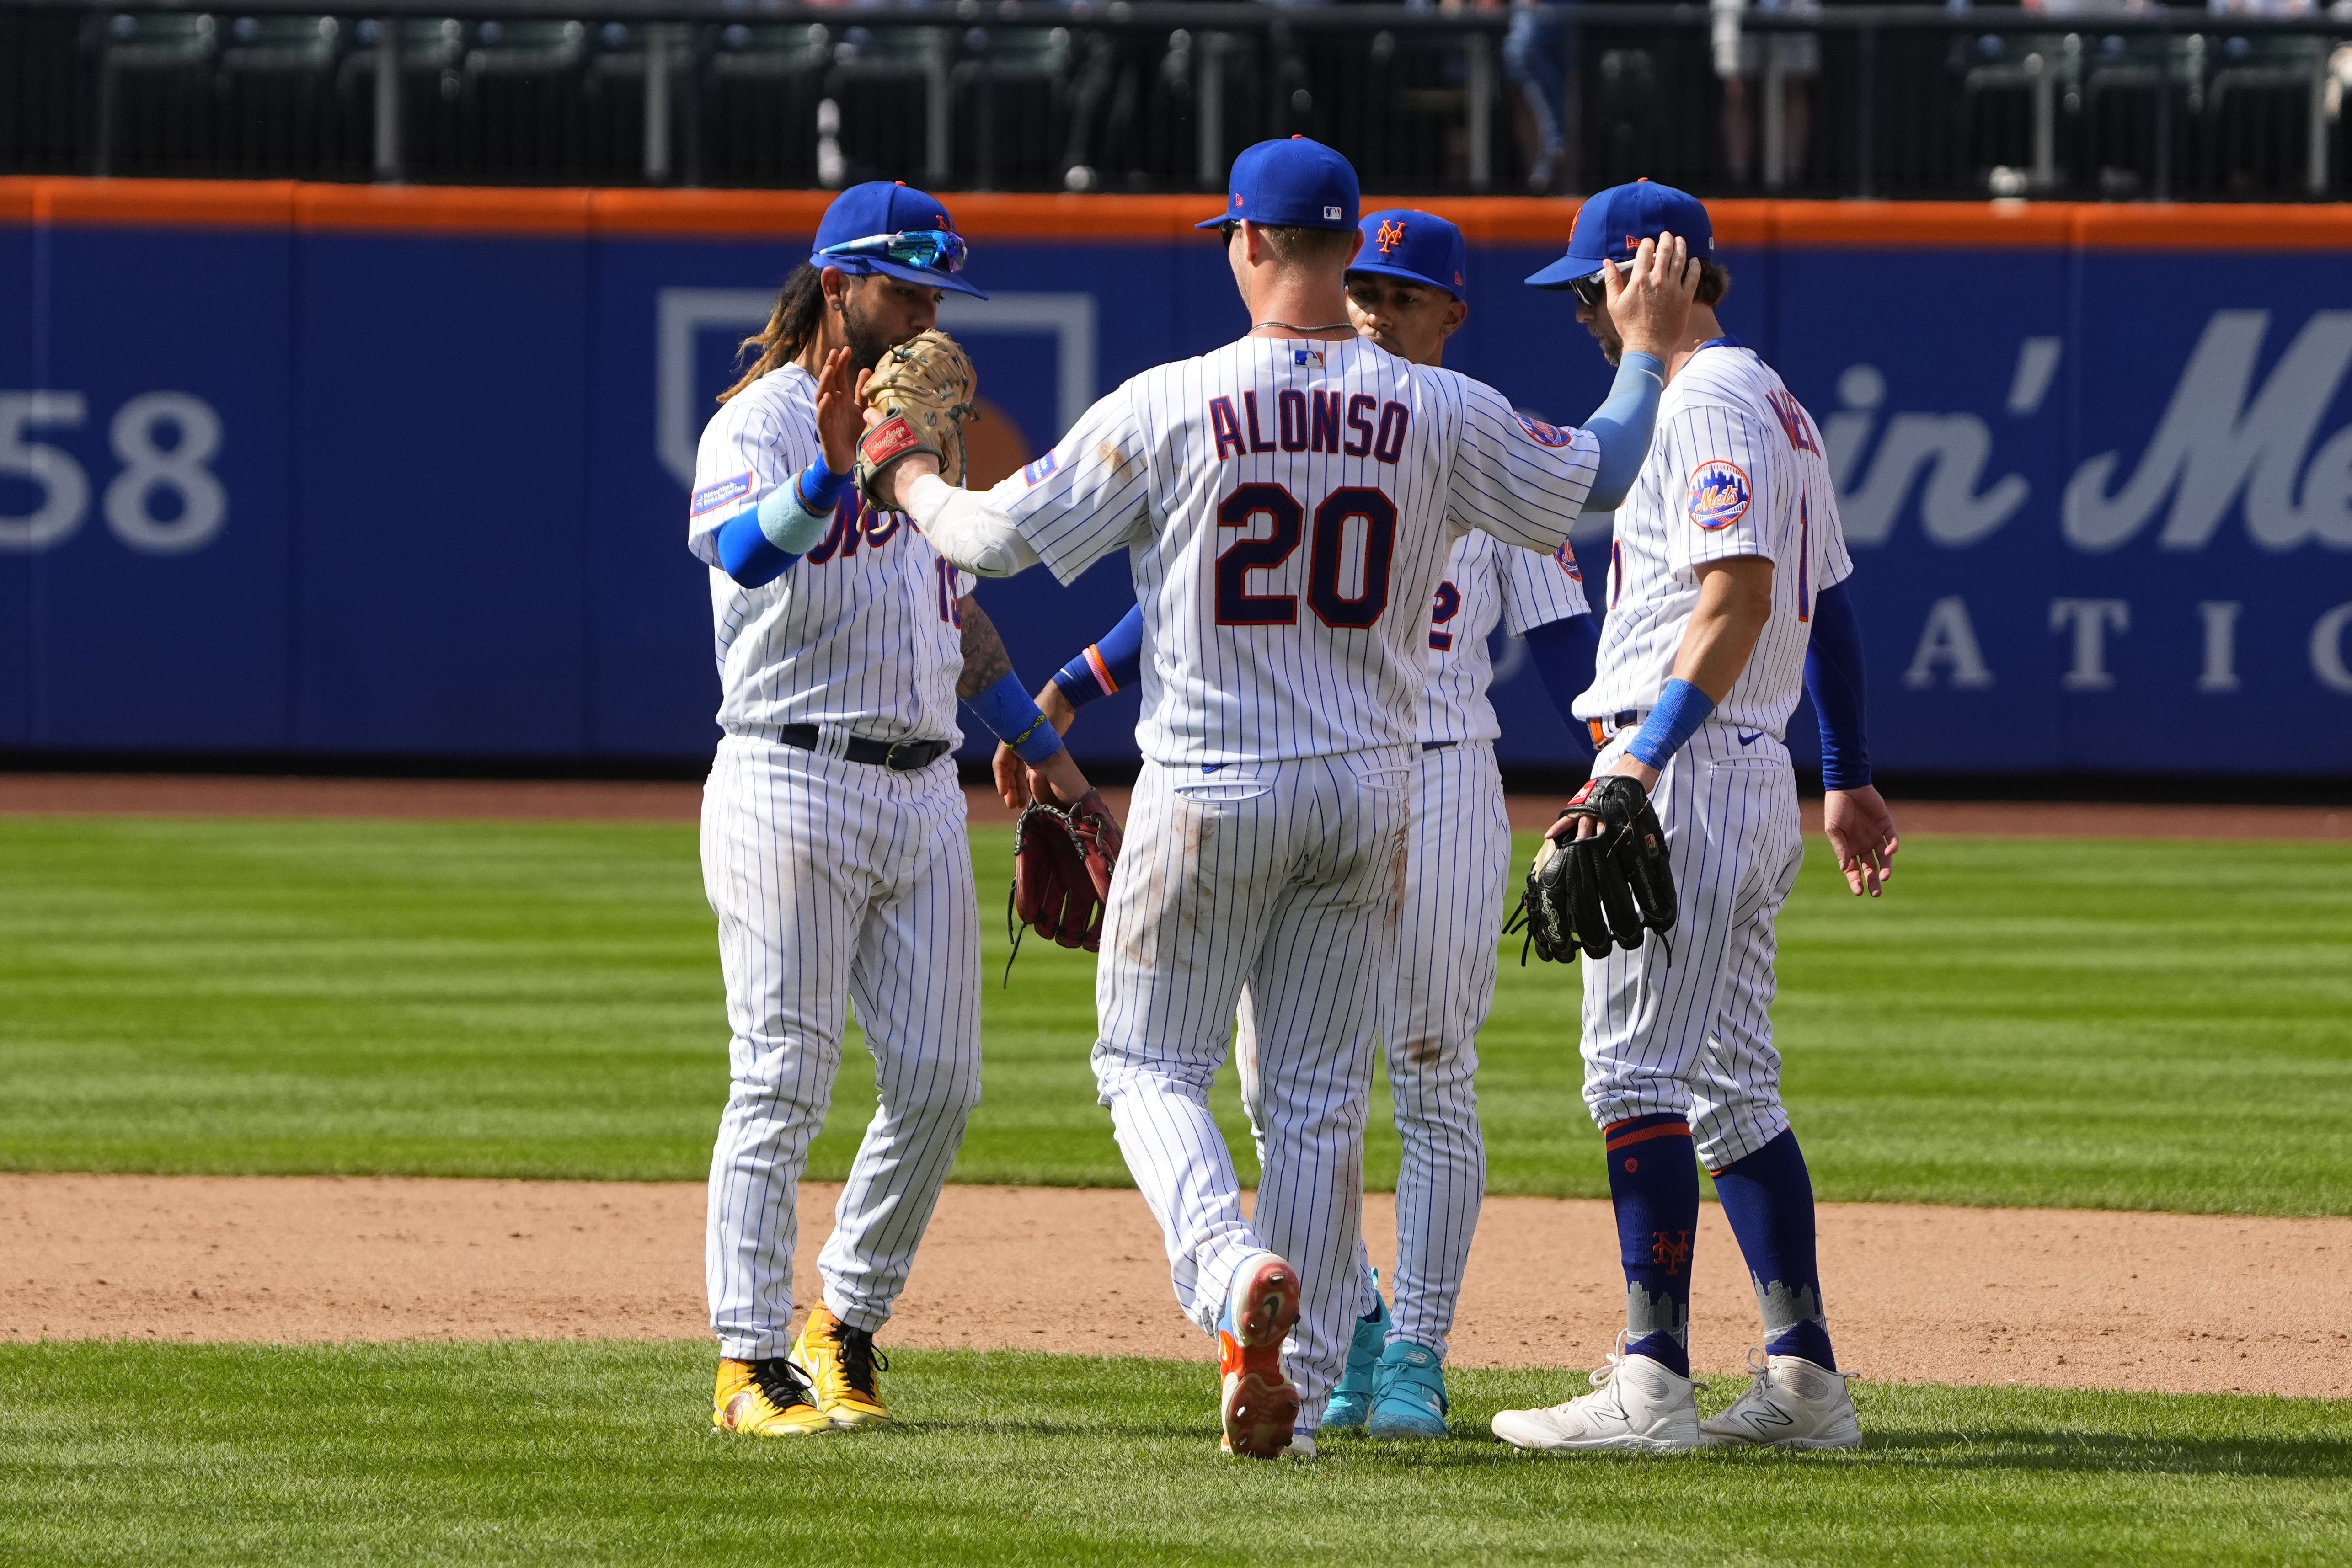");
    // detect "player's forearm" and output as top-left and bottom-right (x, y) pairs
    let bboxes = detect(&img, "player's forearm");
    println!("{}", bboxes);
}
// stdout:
(1051, 604), (1145, 715)
(1803, 578), (1871, 790)
(1668, 557), (1773, 703)
(903, 473), (1042, 578)
(957, 596), (1067, 766)
(1581, 351), (1668, 513)
(711, 458), (851, 587)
